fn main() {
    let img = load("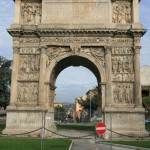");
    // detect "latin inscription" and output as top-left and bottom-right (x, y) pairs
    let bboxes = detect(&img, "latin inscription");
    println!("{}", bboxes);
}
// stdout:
(43, 1), (109, 23)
